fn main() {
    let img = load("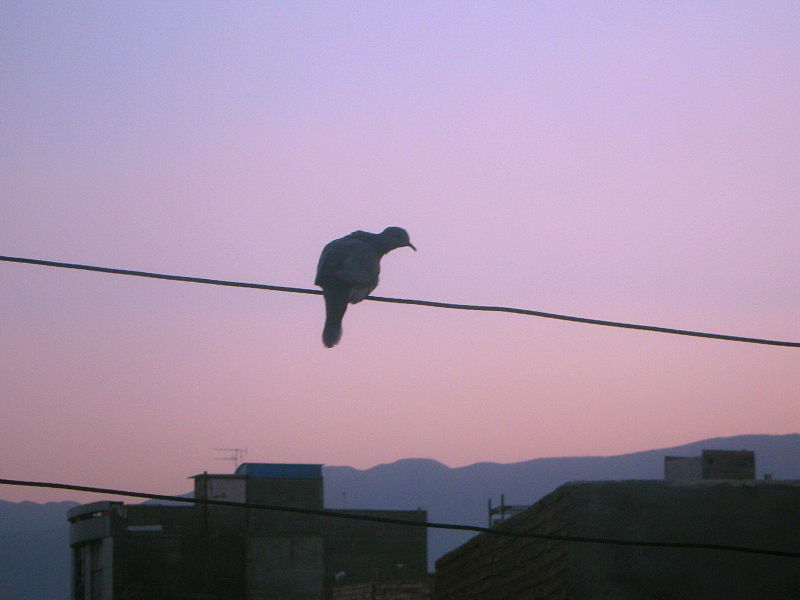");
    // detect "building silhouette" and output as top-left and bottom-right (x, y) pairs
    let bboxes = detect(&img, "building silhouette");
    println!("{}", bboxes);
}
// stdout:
(435, 451), (800, 600)
(68, 463), (427, 600)
(664, 449), (755, 481)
